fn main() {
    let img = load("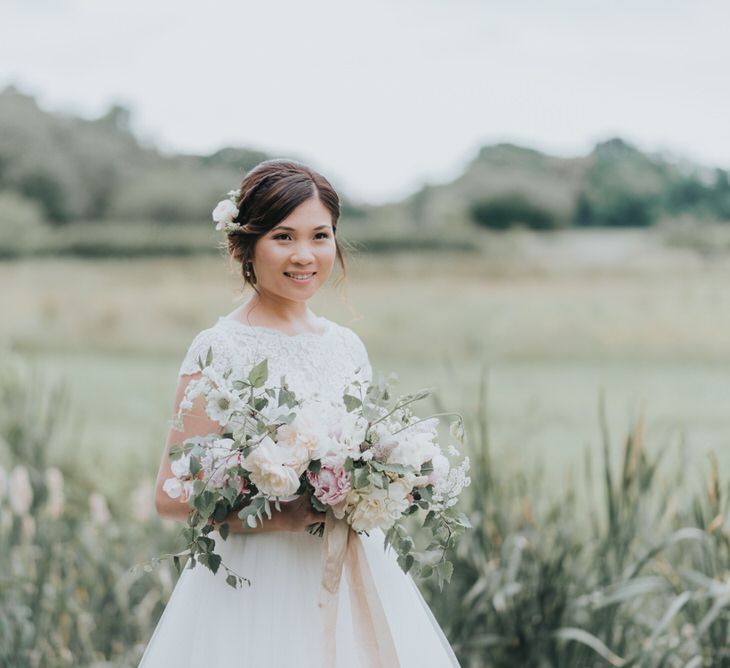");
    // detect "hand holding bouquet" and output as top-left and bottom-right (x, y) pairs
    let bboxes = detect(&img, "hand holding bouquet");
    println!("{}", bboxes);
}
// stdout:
(158, 346), (471, 589)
